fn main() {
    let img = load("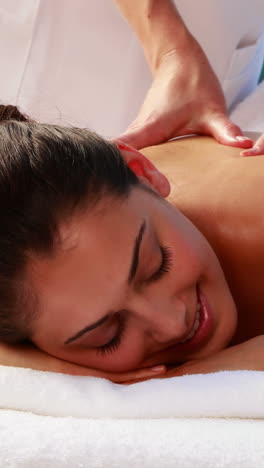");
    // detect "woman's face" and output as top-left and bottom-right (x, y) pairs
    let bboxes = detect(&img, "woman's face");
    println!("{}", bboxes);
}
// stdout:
(30, 184), (237, 372)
